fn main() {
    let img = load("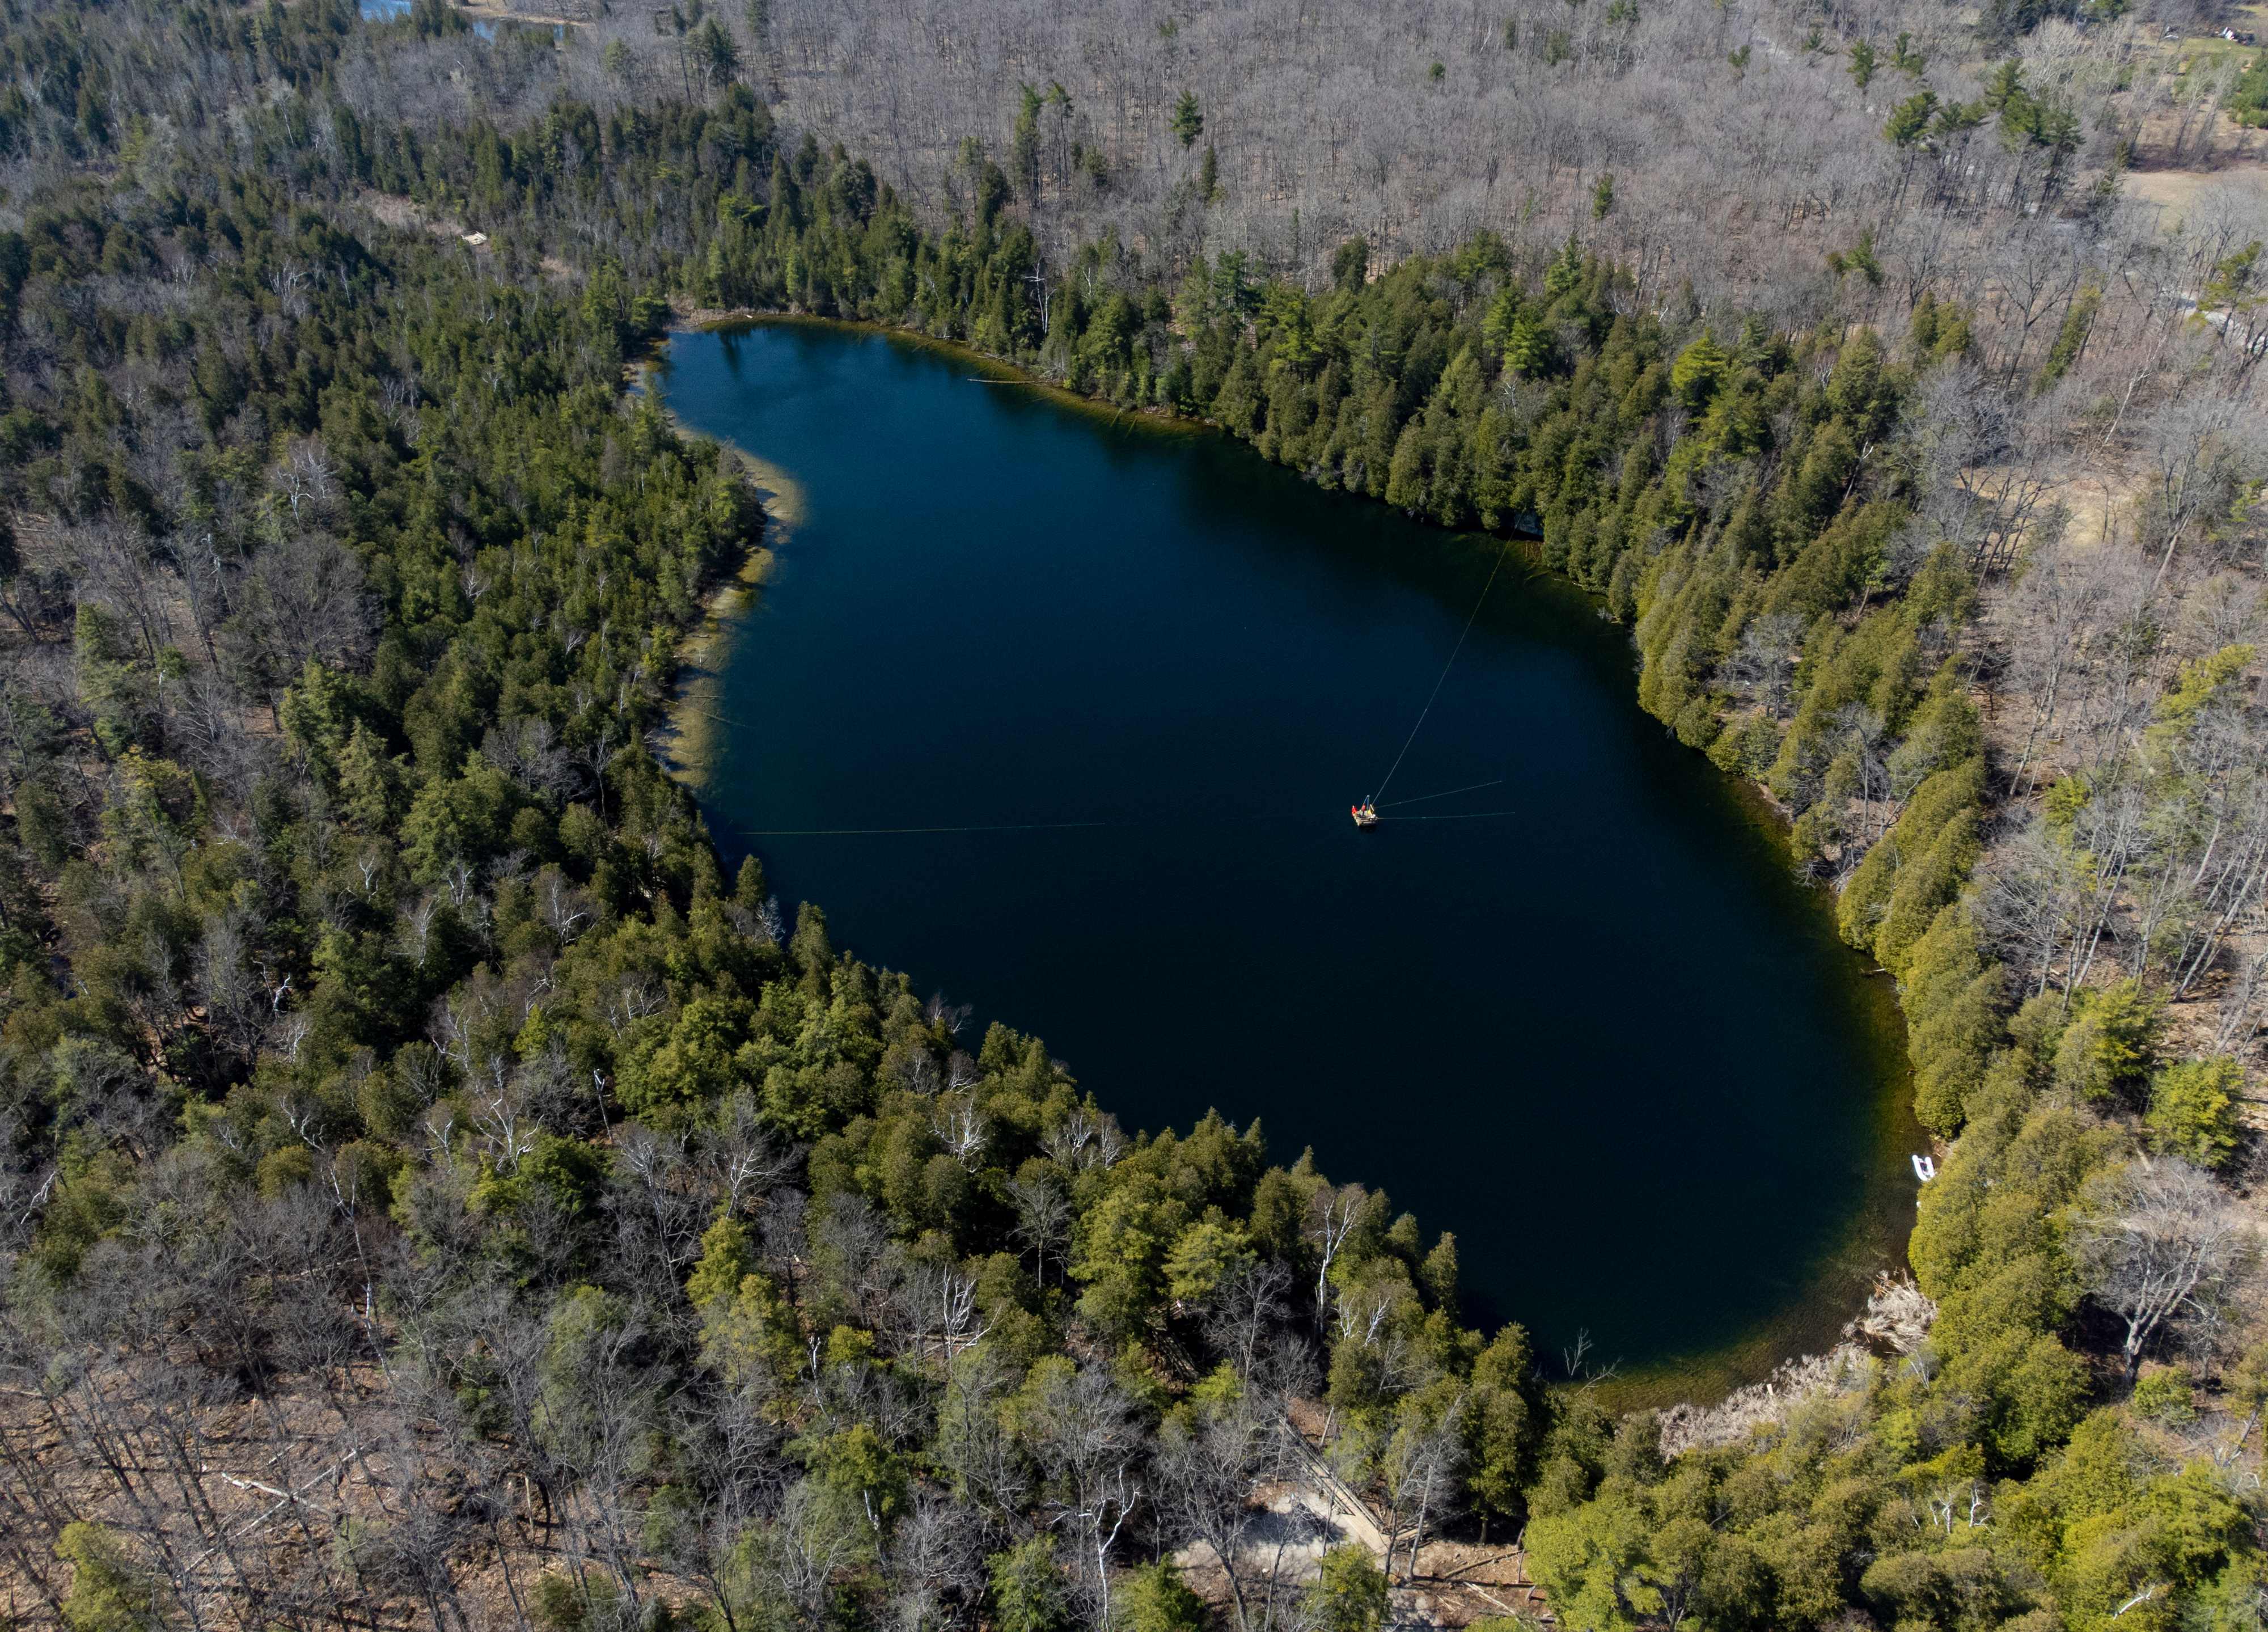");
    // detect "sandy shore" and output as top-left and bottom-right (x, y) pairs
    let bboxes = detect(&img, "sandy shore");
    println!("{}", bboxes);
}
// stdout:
(646, 355), (807, 785)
